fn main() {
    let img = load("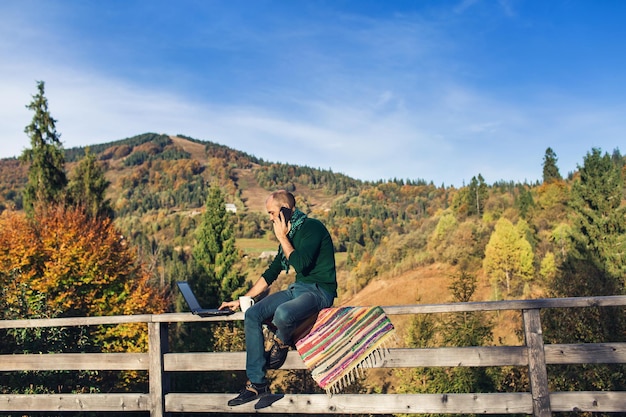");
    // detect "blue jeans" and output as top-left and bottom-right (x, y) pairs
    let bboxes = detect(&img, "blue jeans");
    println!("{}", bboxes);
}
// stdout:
(243, 282), (334, 384)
